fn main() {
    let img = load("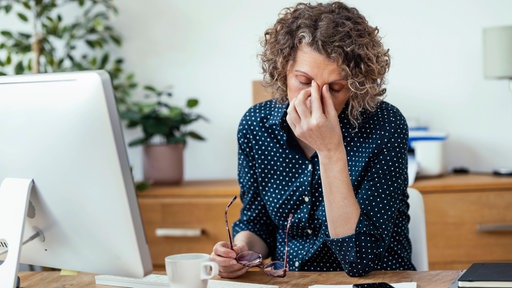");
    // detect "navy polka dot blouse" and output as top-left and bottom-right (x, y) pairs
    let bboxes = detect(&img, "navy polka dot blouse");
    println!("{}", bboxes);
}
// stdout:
(232, 99), (415, 277)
